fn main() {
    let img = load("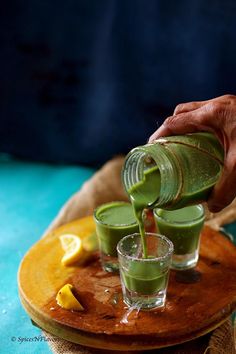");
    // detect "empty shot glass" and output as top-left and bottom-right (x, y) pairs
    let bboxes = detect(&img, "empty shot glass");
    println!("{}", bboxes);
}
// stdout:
(117, 233), (173, 309)
(154, 205), (205, 270)
(94, 201), (139, 272)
